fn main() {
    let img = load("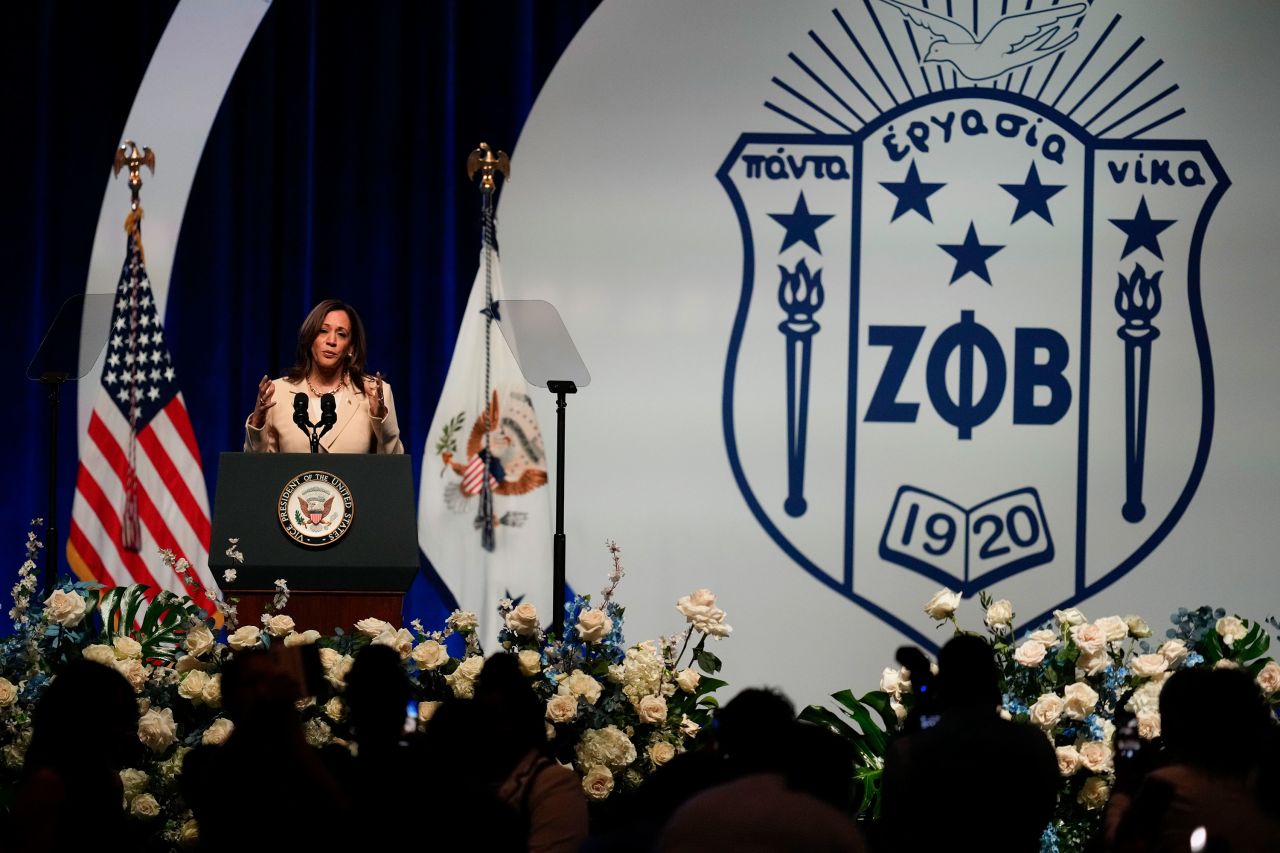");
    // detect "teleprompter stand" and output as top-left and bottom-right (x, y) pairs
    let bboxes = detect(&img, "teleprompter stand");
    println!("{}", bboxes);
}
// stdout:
(494, 300), (590, 636)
